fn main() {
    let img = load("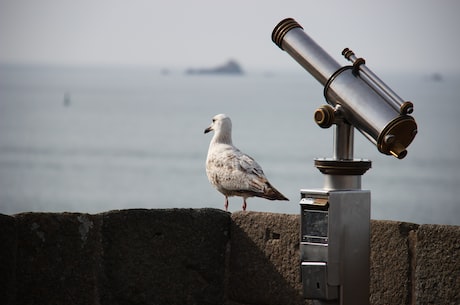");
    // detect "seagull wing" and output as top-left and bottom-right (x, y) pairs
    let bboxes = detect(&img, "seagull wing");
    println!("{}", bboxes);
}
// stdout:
(217, 147), (269, 194)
